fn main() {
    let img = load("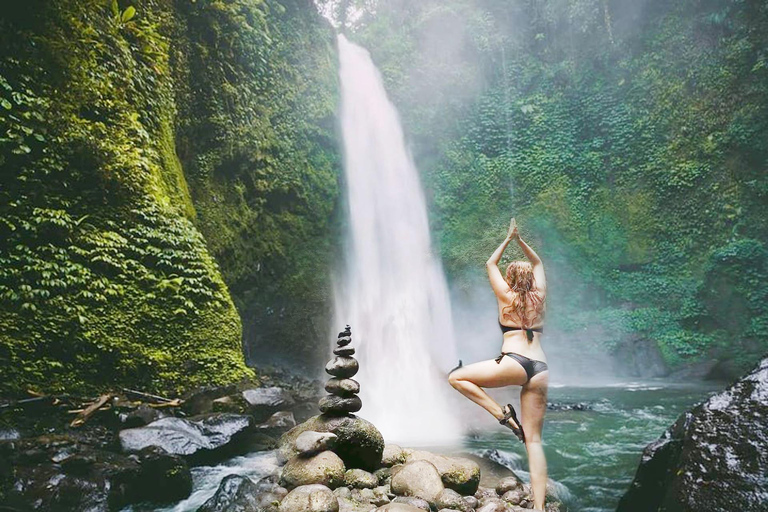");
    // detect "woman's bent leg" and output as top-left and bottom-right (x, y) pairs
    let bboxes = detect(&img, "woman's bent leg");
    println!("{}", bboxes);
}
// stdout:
(448, 358), (528, 424)
(520, 371), (549, 510)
